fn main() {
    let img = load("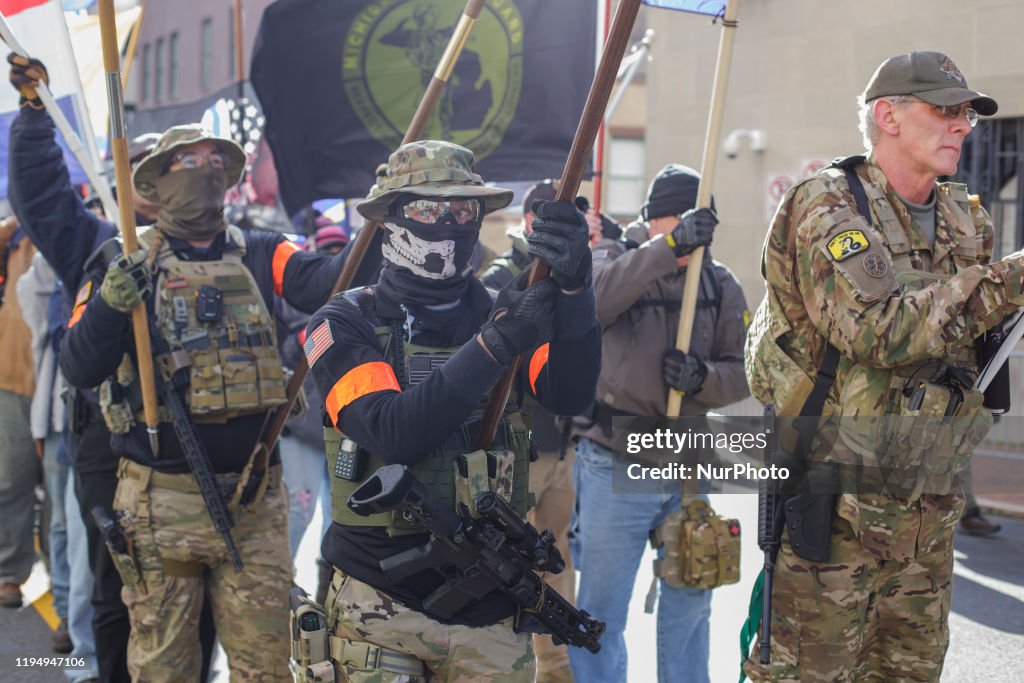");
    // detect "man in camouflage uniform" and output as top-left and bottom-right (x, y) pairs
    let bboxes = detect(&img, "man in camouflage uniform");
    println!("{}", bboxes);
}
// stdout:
(59, 125), (380, 681)
(305, 141), (600, 682)
(744, 52), (1023, 681)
